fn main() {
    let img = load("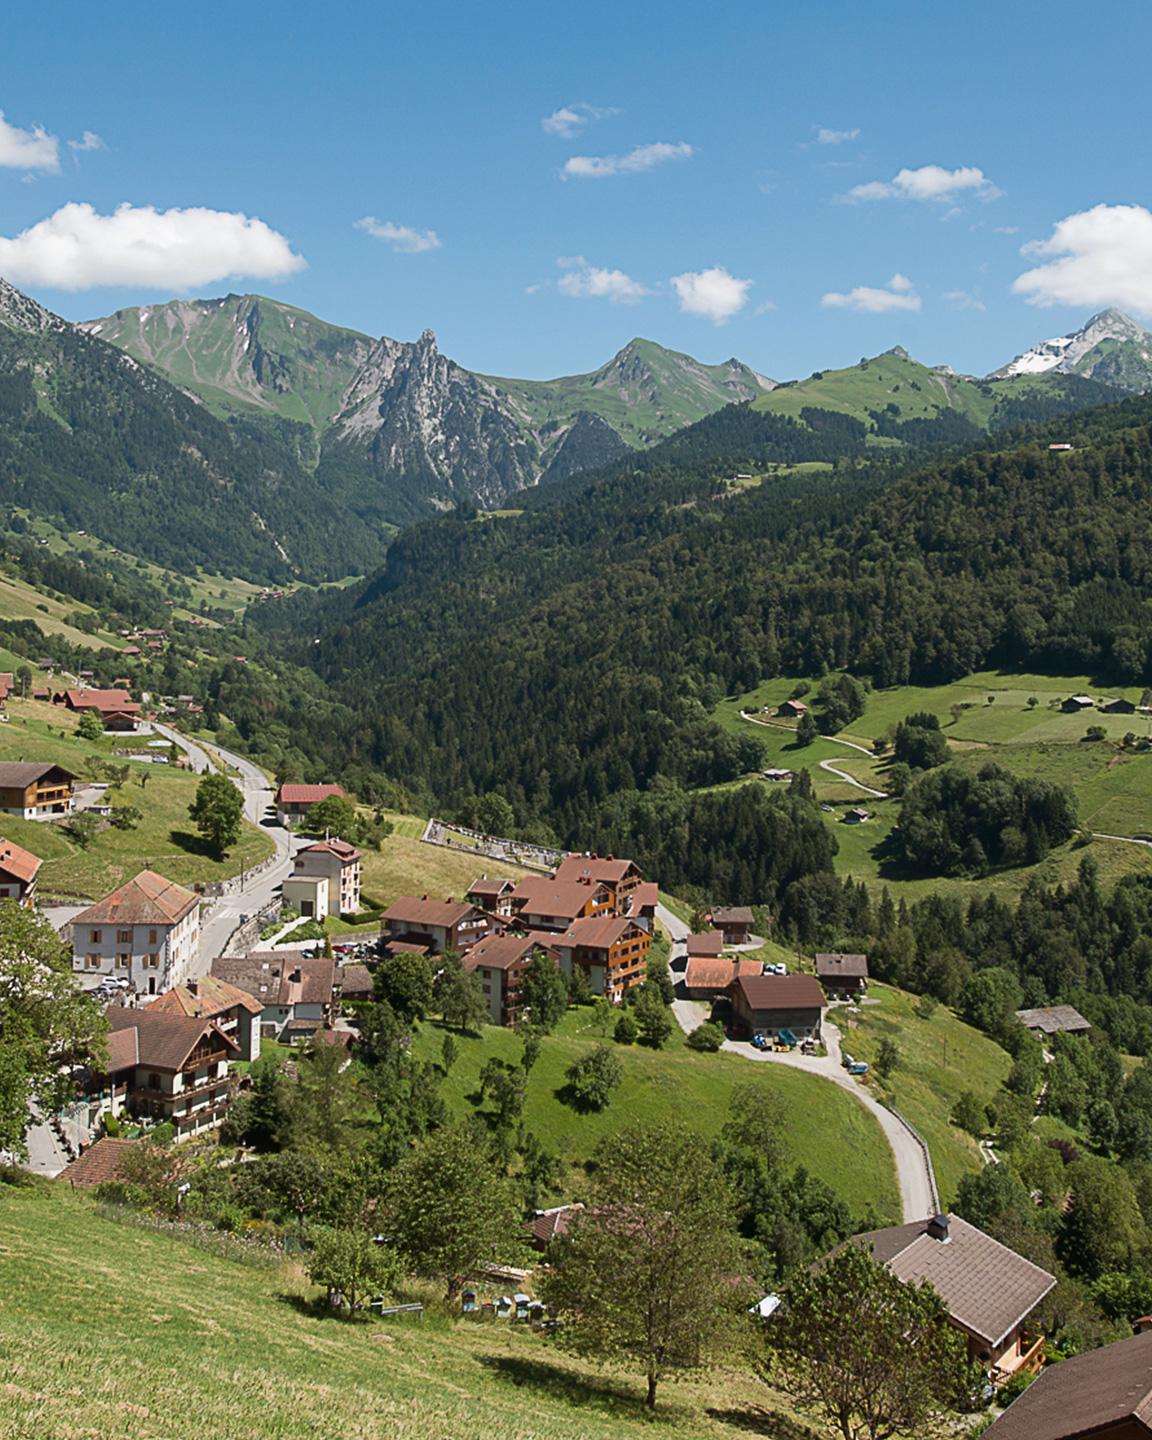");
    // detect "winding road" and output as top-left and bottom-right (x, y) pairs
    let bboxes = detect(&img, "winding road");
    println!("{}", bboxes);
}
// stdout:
(658, 902), (934, 1222)
(740, 712), (889, 798)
